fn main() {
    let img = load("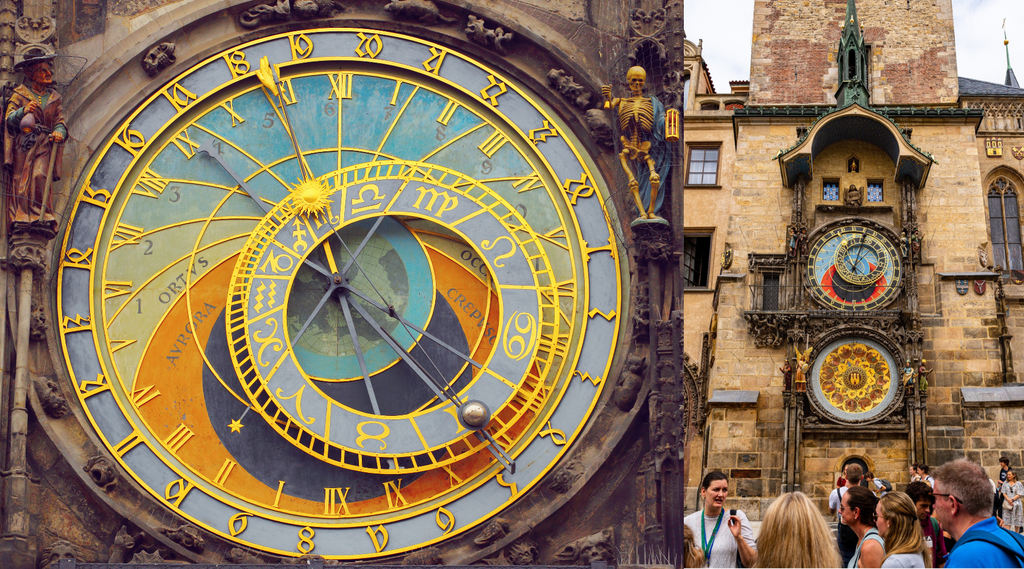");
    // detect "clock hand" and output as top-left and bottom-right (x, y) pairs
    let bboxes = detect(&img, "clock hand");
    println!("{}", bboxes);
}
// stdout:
(340, 283), (482, 368)
(345, 294), (515, 474)
(290, 285), (336, 347)
(337, 291), (382, 415)
(257, 57), (315, 182)
(197, 139), (334, 280)
(340, 216), (385, 278)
